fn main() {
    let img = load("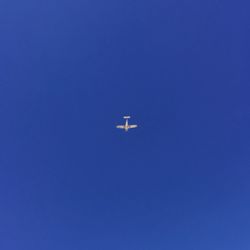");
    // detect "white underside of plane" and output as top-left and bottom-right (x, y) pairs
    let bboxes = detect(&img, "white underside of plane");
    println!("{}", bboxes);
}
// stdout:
(116, 116), (138, 132)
